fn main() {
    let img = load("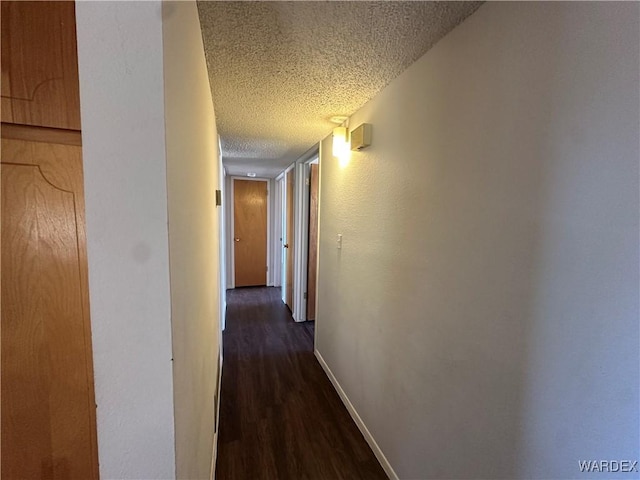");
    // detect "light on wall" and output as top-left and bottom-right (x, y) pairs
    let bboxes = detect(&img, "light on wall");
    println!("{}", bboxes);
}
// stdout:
(332, 127), (350, 167)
